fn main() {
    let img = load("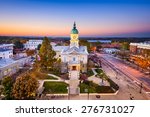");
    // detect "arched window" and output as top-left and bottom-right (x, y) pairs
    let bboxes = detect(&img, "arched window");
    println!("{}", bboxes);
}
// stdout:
(73, 57), (76, 61)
